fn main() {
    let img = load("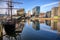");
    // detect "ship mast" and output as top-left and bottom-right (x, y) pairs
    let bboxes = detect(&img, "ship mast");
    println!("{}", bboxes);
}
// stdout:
(0, 0), (23, 21)
(6, 0), (13, 21)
